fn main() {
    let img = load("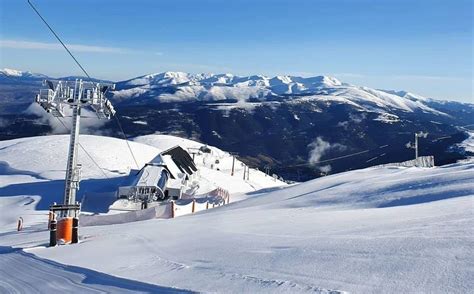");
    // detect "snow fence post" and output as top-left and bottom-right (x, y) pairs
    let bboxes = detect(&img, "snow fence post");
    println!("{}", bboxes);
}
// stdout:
(192, 199), (196, 213)
(170, 201), (175, 218)
(49, 218), (57, 247)
(71, 217), (79, 244)
(231, 155), (235, 176)
(17, 217), (23, 231)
